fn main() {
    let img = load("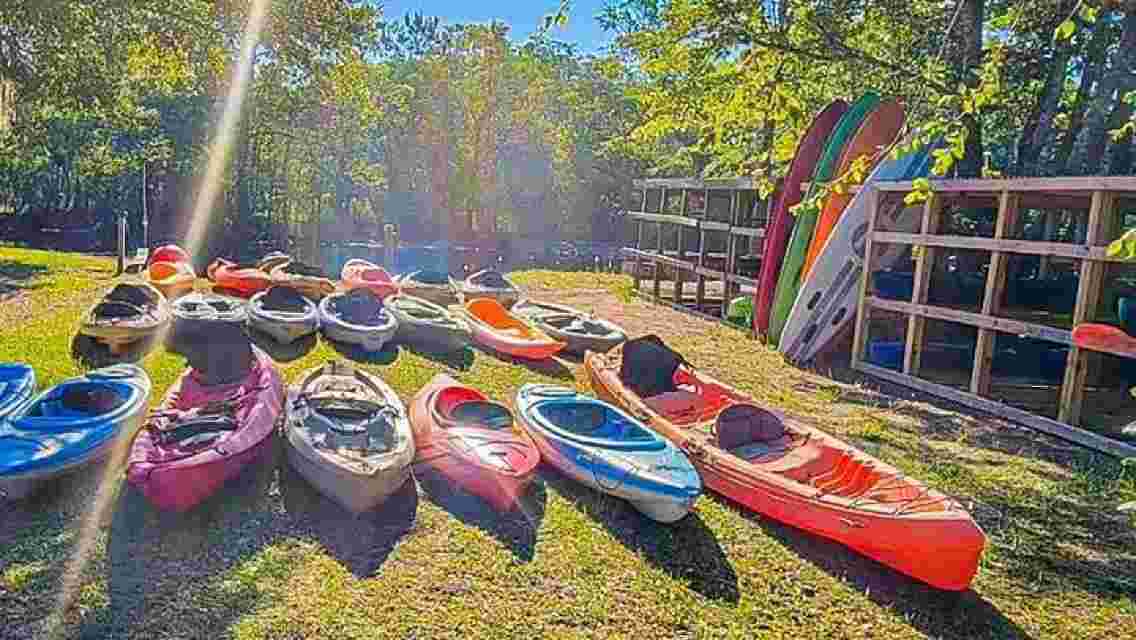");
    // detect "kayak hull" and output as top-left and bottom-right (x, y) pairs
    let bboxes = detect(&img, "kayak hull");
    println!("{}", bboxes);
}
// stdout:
(387, 295), (471, 353)
(1, 365), (150, 500)
(285, 441), (411, 514)
(453, 270), (520, 308)
(463, 298), (565, 360)
(512, 299), (627, 355)
(584, 344), (985, 590)
(147, 261), (196, 300)
(409, 374), (539, 512)
(207, 259), (272, 298)
(270, 263), (336, 300)
(341, 258), (399, 300)
(318, 293), (398, 351)
(0, 363), (36, 421)
(247, 290), (320, 344)
(126, 348), (284, 512)
(79, 283), (171, 354)
(514, 384), (701, 523)
(395, 271), (457, 305)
